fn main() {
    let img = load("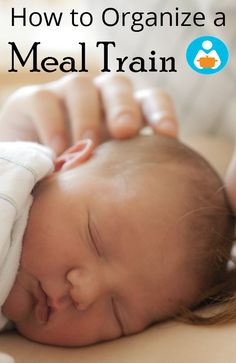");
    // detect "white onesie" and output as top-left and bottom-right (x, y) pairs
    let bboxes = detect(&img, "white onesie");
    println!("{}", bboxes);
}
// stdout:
(0, 142), (54, 331)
